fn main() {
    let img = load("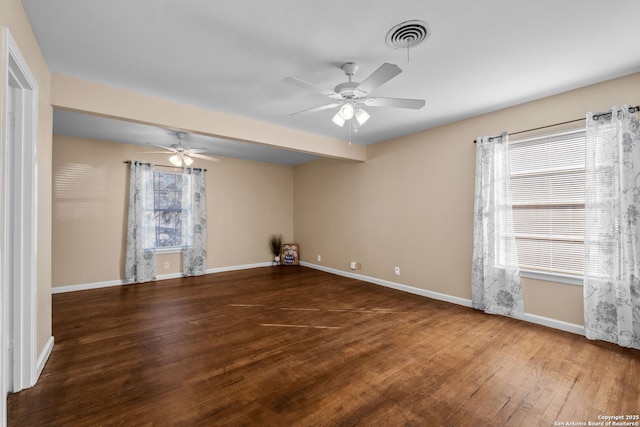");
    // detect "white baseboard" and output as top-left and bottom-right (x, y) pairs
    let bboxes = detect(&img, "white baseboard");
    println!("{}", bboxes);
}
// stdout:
(51, 262), (273, 294)
(156, 272), (184, 280)
(35, 336), (54, 383)
(300, 262), (473, 308)
(300, 262), (585, 336)
(206, 262), (272, 274)
(52, 279), (125, 294)
(523, 313), (585, 335)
